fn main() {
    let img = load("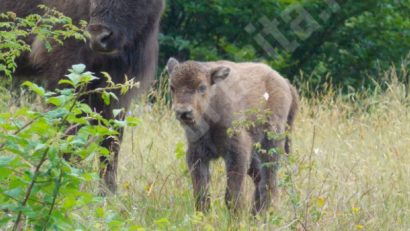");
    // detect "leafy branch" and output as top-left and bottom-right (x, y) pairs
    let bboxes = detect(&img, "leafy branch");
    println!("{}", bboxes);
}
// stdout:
(0, 5), (86, 78)
(1, 64), (141, 229)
